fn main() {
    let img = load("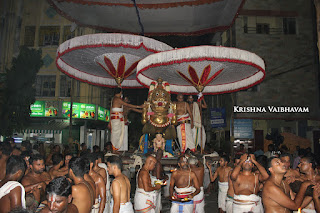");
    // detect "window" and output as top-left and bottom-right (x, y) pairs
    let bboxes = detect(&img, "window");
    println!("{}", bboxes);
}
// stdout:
(39, 26), (60, 46)
(256, 24), (270, 34)
(63, 26), (75, 42)
(35, 75), (56, 97)
(59, 75), (71, 97)
(283, 18), (296, 34)
(24, 26), (36, 47)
